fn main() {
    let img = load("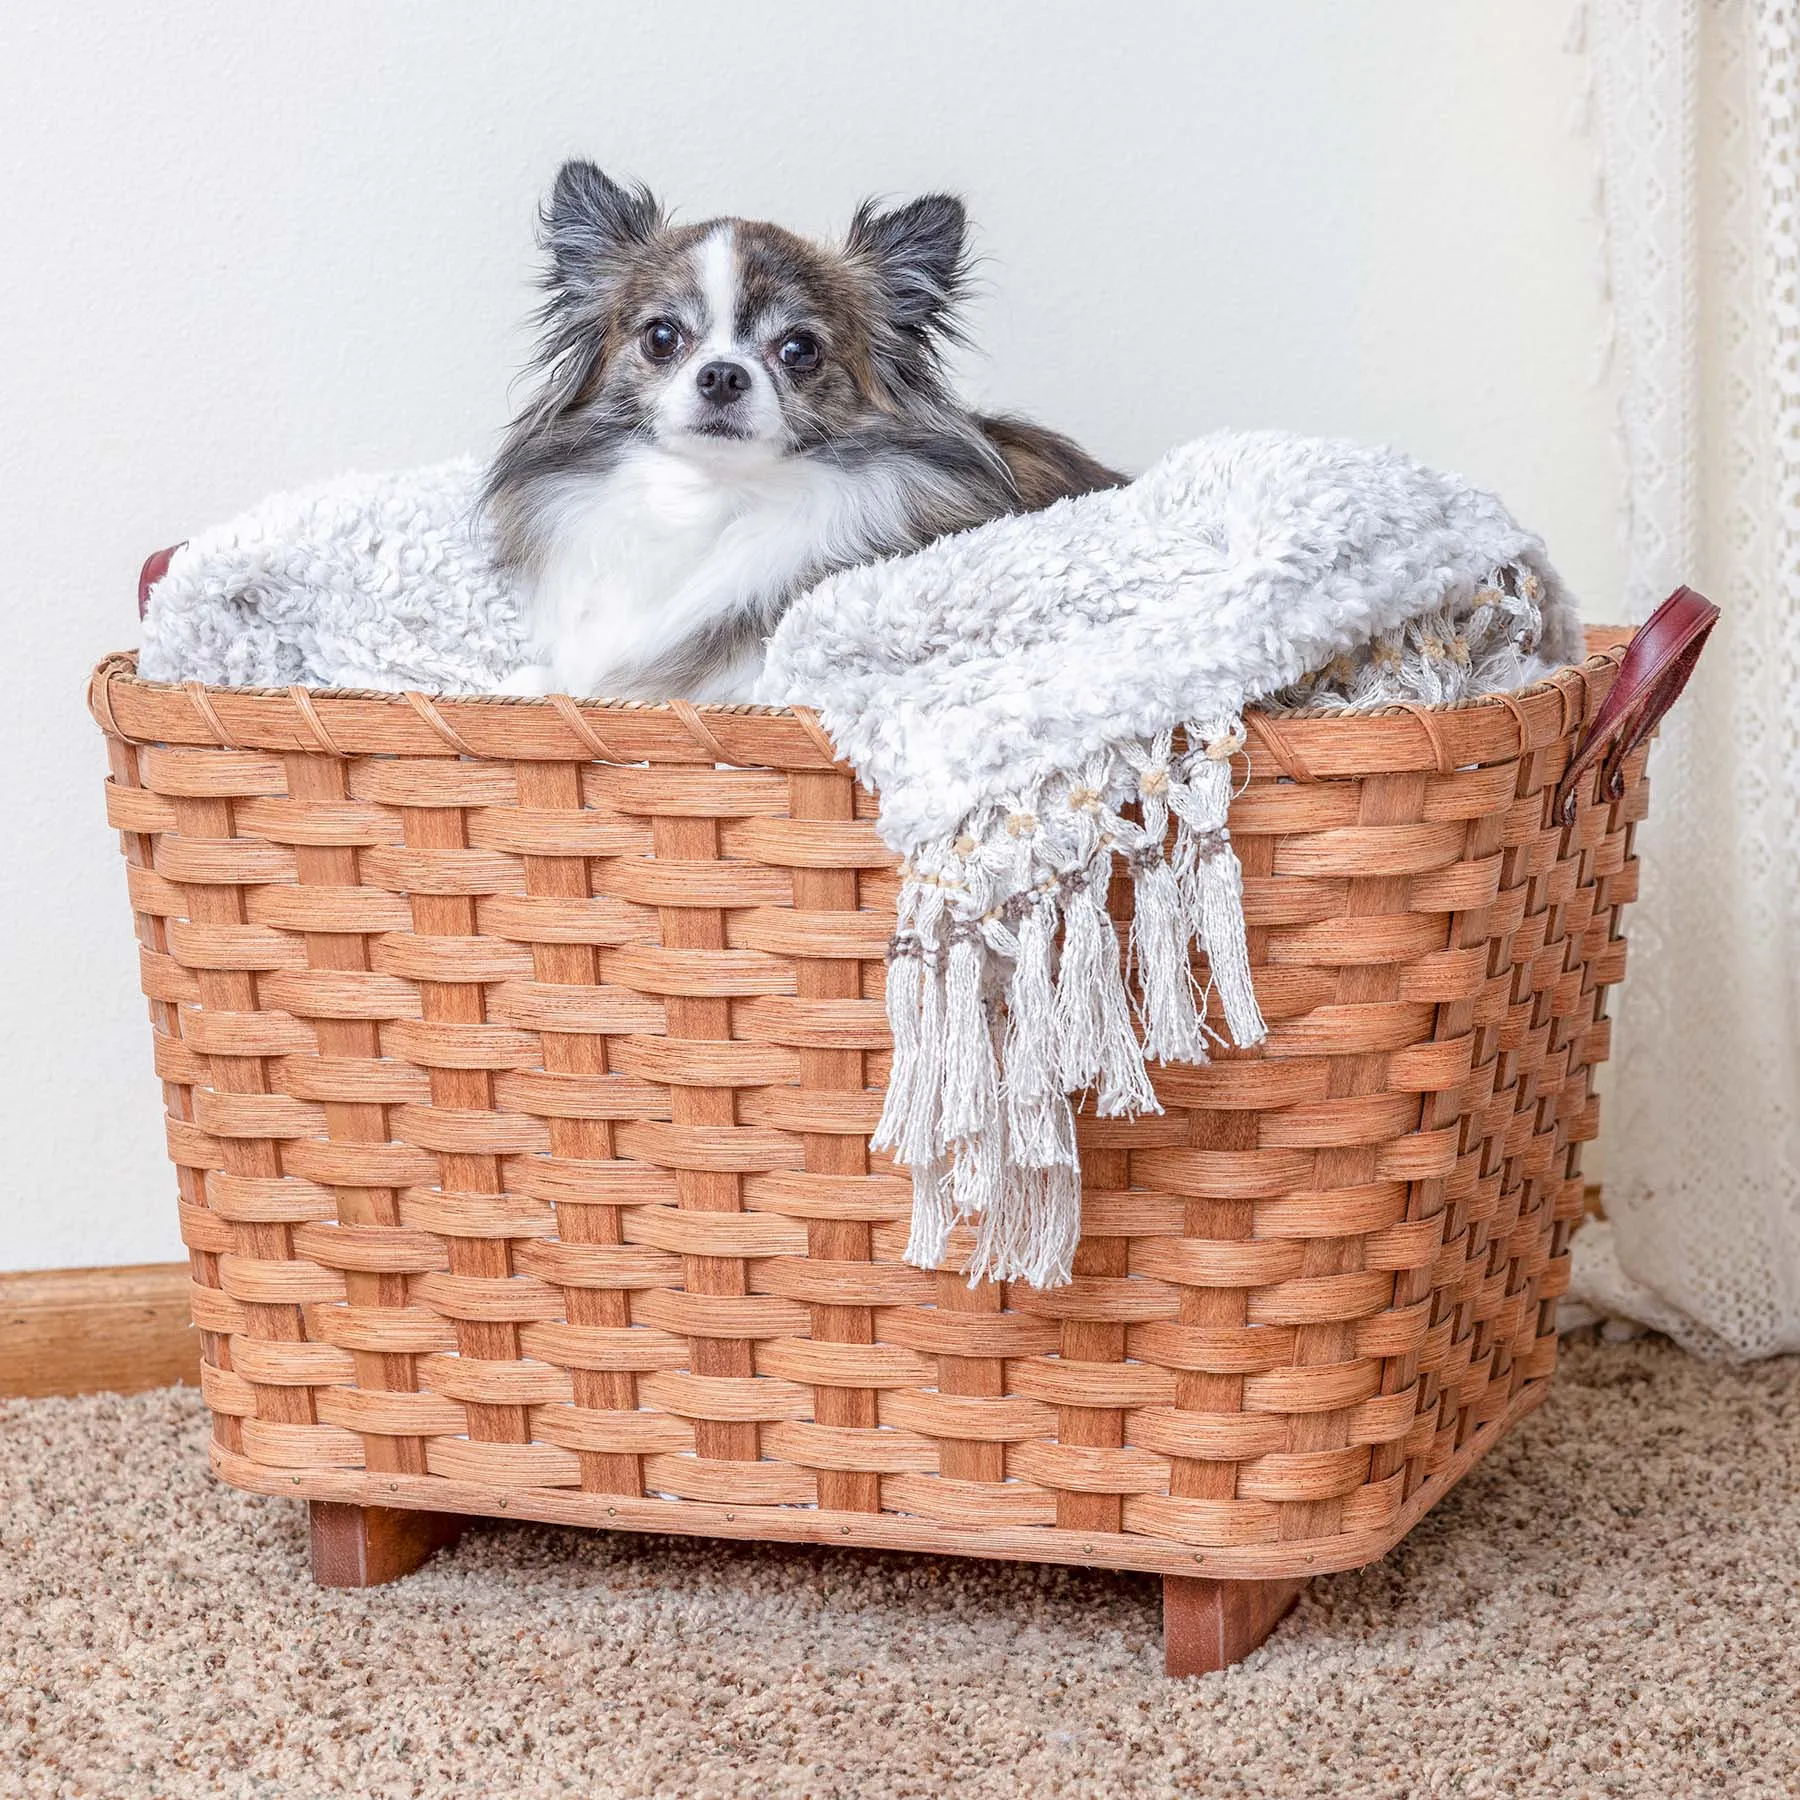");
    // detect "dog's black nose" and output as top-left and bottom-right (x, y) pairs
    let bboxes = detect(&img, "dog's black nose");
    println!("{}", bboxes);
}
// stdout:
(696, 360), (751, 406)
